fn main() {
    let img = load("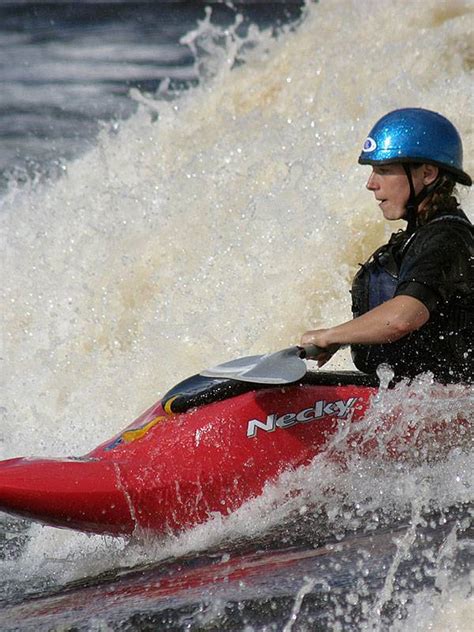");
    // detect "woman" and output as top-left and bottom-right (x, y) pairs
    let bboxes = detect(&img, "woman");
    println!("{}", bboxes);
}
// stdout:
(301, 108), (473, 383)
